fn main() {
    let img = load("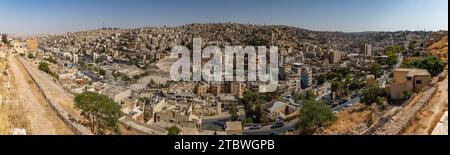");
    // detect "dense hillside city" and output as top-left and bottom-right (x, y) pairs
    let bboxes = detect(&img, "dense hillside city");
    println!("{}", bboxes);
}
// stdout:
(1, 23), (447, 135)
